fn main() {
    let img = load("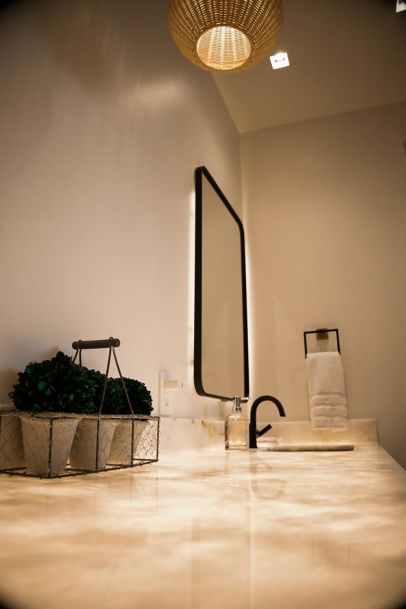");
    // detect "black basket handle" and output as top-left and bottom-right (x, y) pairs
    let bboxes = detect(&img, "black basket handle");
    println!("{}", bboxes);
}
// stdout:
(72, 338), (120, 350)
(71, 337), (133, 415)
